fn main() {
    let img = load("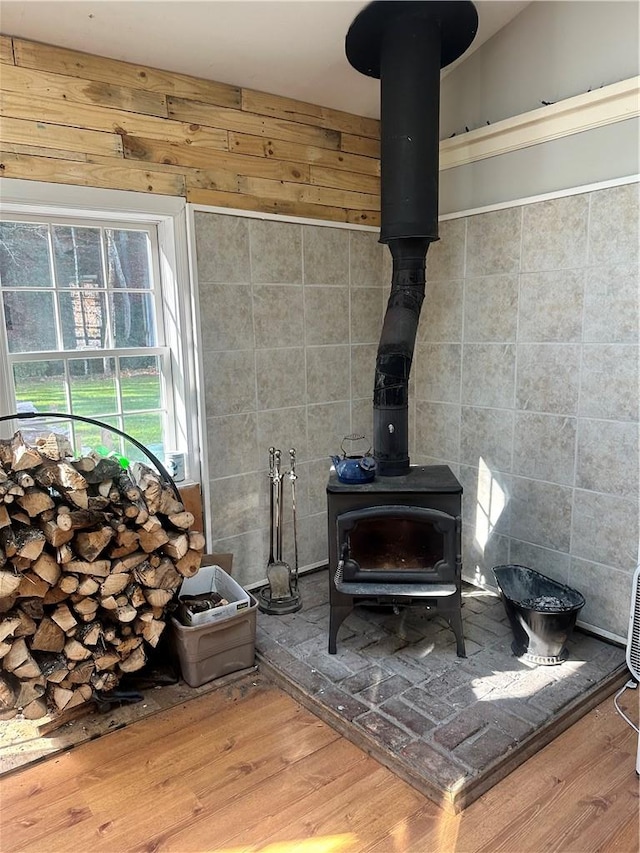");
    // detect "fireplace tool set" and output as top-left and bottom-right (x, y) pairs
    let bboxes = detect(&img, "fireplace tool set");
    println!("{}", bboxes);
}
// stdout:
(257, 447), (302, 614)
